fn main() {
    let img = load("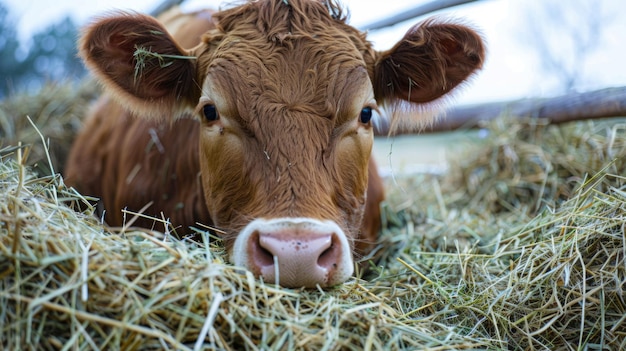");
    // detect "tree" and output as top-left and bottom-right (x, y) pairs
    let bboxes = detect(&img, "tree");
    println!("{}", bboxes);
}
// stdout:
(519, 0), (609, 94)
(20, 16), (85, 91)
(0, 3), (24, 96)
(0, 2), (85, 98)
